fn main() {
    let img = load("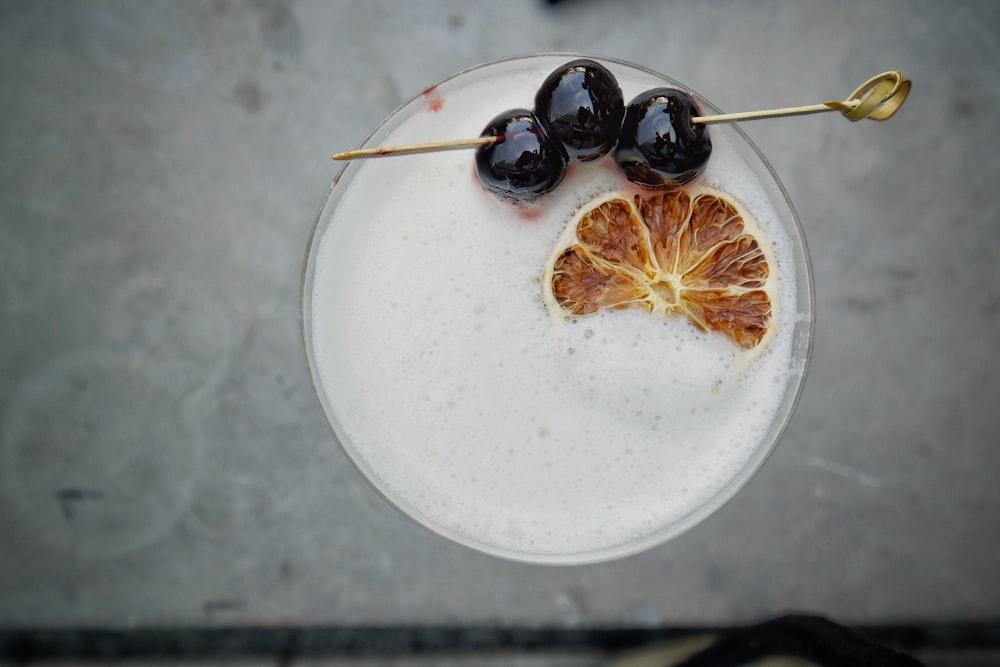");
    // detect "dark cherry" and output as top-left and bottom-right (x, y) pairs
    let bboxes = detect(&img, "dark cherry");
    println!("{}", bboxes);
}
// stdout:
(475, 108), (567, 203)
(613, 87), (712, 189)
(534, 59), (625, 162)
